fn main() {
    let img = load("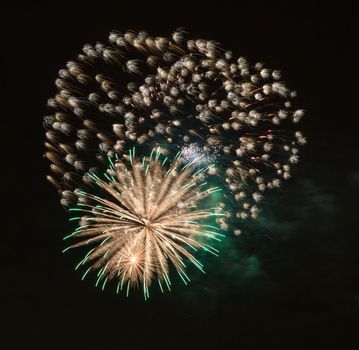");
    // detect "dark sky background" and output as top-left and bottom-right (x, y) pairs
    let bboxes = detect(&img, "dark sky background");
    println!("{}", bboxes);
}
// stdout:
(4, 2), (358, 349)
